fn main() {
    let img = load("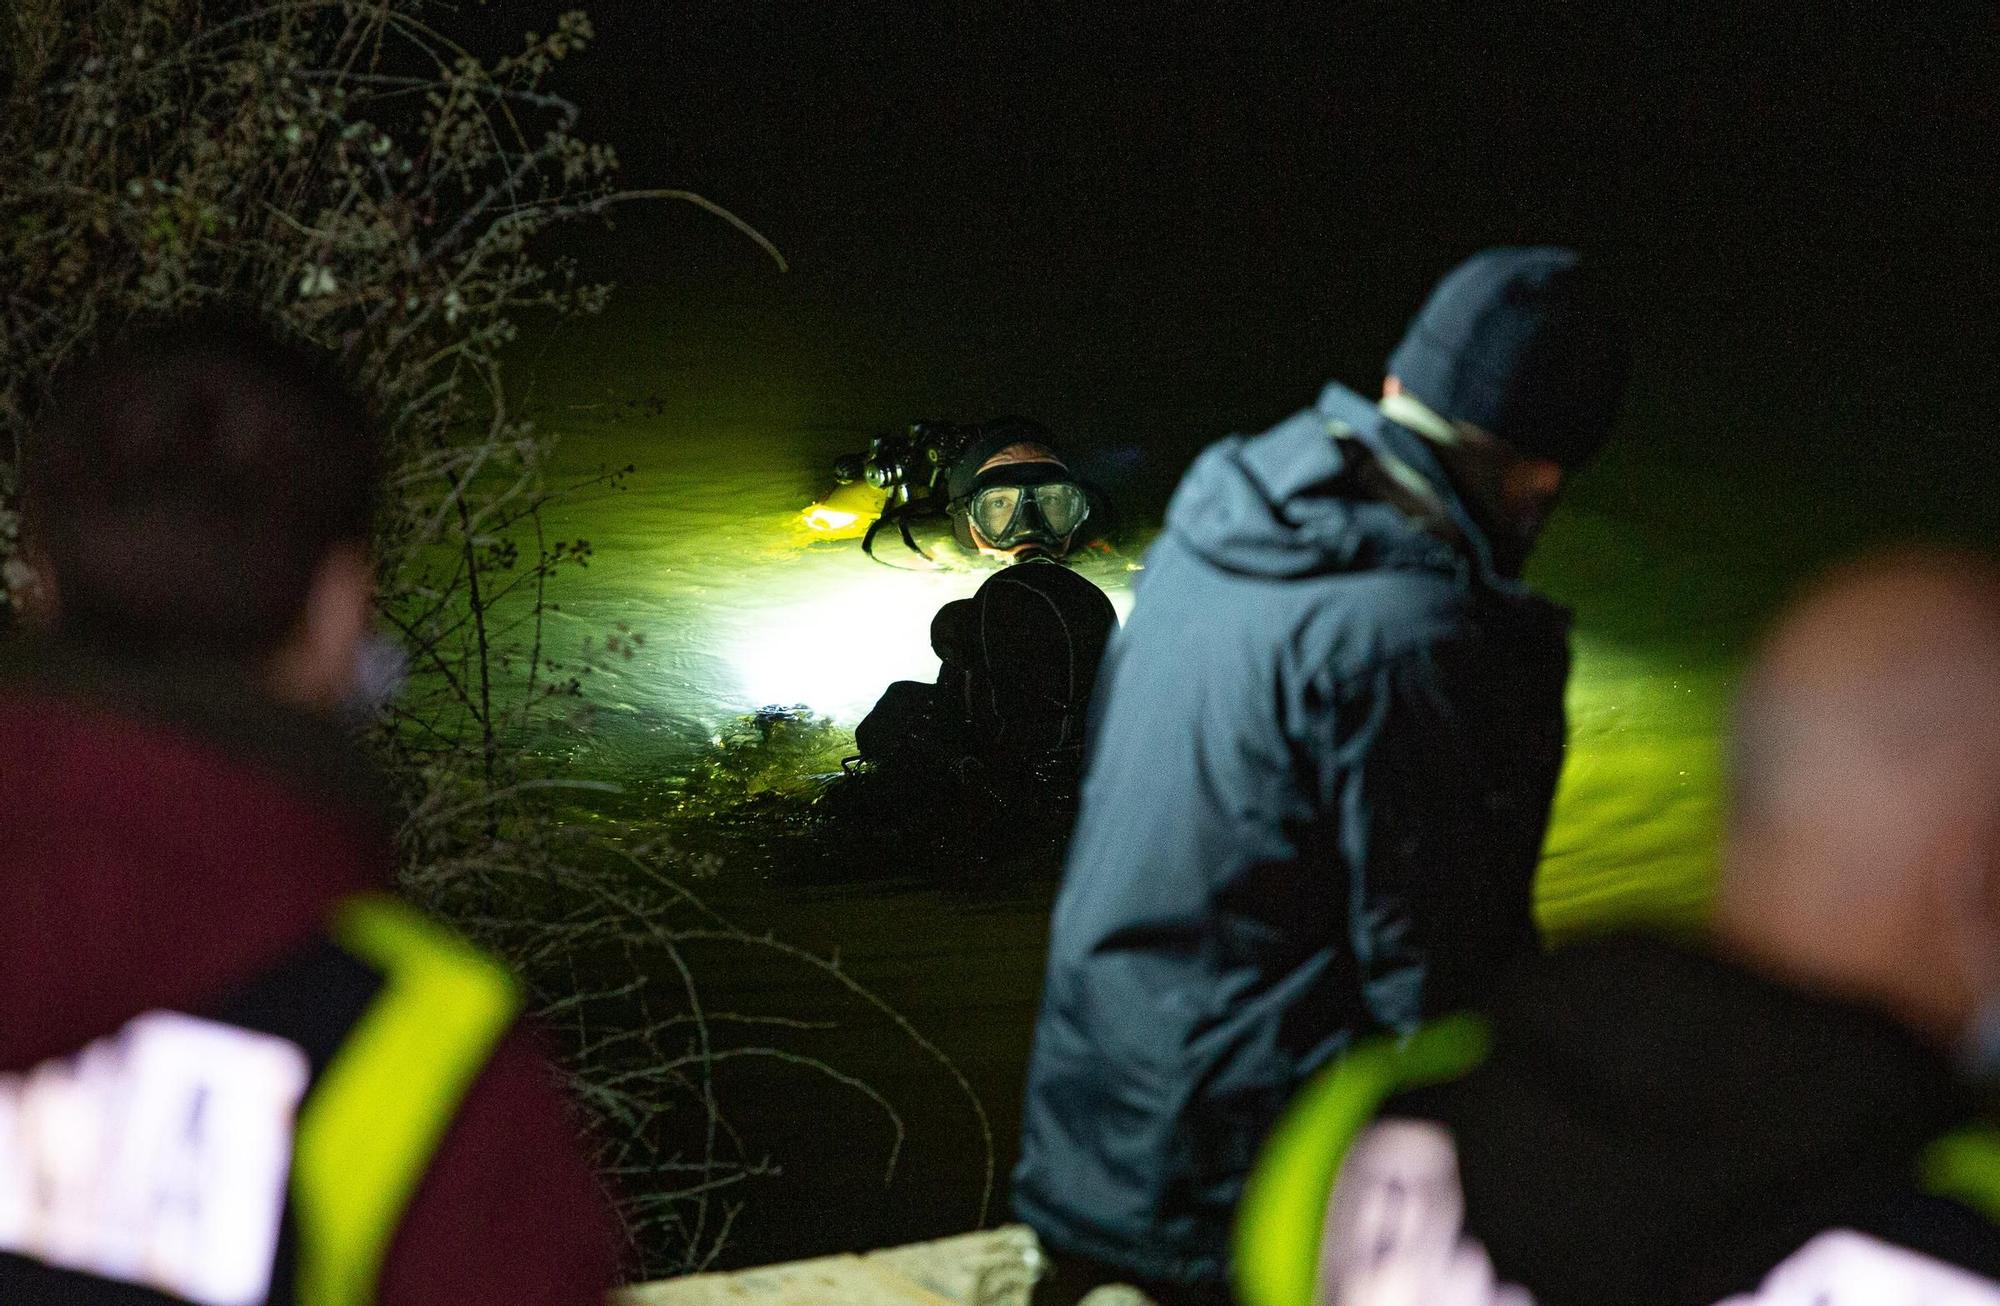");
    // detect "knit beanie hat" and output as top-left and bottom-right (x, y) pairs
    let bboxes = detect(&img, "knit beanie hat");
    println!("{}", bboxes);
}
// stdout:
(1385, 246), (1630, 470)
